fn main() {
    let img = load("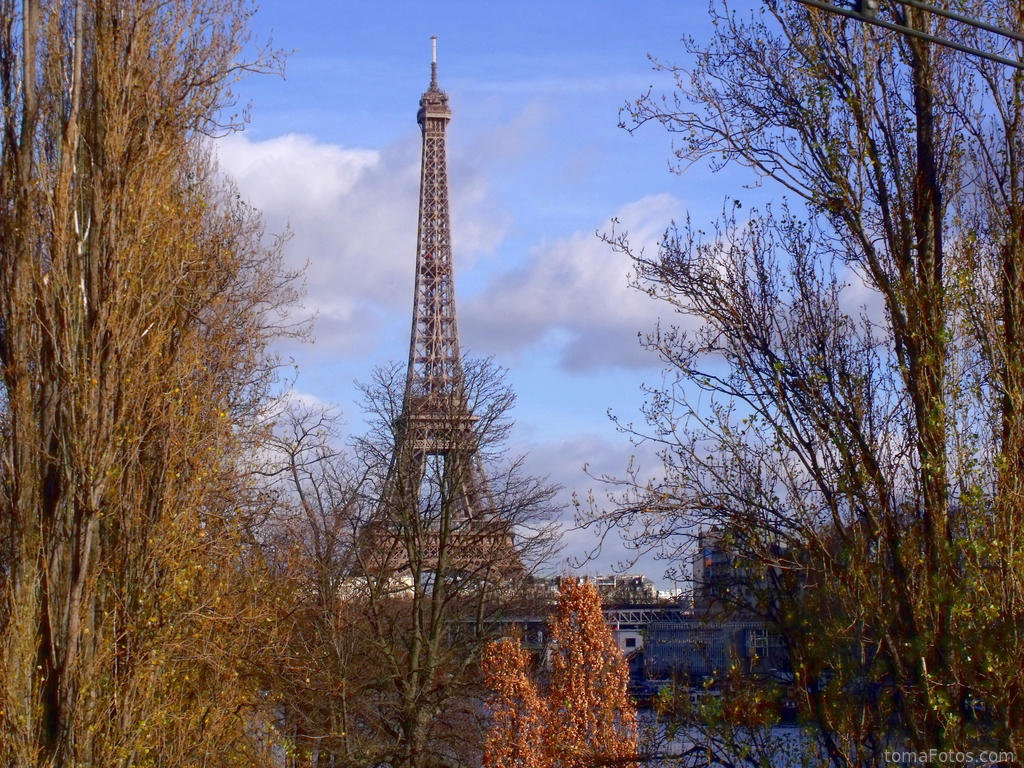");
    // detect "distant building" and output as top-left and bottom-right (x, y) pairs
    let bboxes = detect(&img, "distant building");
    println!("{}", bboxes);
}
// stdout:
(691, 527), (791, 617)
(508, 571), (795, 697)
(691, 528), (747, 613)
(601, 602), (791, 699)
(657, 587), (688, 604)
(604, 604), (689, 654)
(595, 573), (657, 604)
